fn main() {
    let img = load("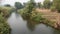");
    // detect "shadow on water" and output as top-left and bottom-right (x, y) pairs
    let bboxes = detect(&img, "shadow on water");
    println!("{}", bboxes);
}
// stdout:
(7, 12), (60, 34)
